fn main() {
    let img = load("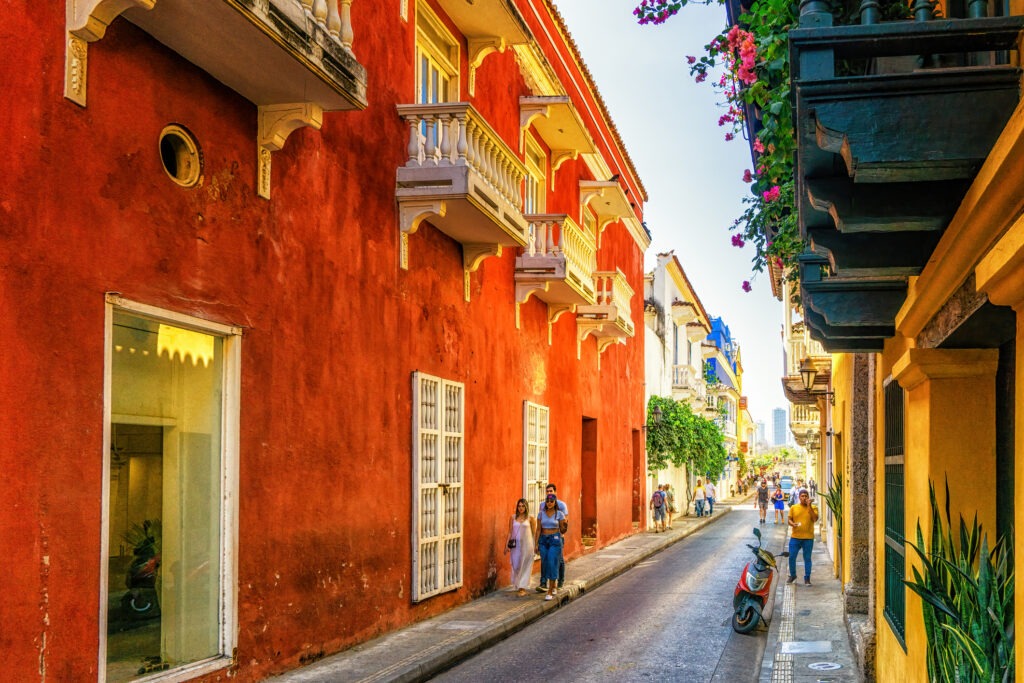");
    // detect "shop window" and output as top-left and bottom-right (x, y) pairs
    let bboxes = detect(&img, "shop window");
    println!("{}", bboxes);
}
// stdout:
(412, 371), (464, 602)
(883, 376), (907, 649)
(103, 299), (240, 681)
(524, 402), (550, 515)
